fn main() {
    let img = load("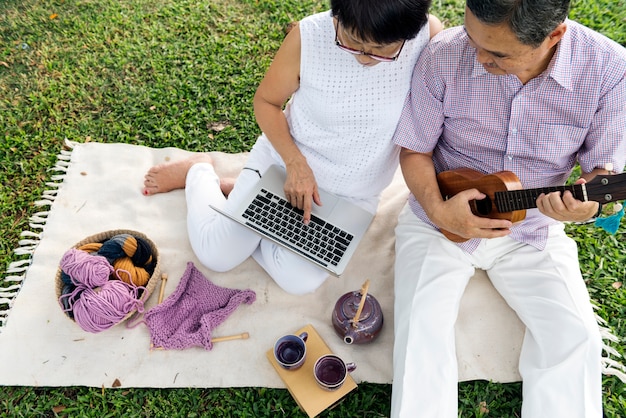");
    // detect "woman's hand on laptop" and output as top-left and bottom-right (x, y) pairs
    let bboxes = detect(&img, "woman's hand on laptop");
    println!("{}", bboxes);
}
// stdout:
(284, 162), (322, 225)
